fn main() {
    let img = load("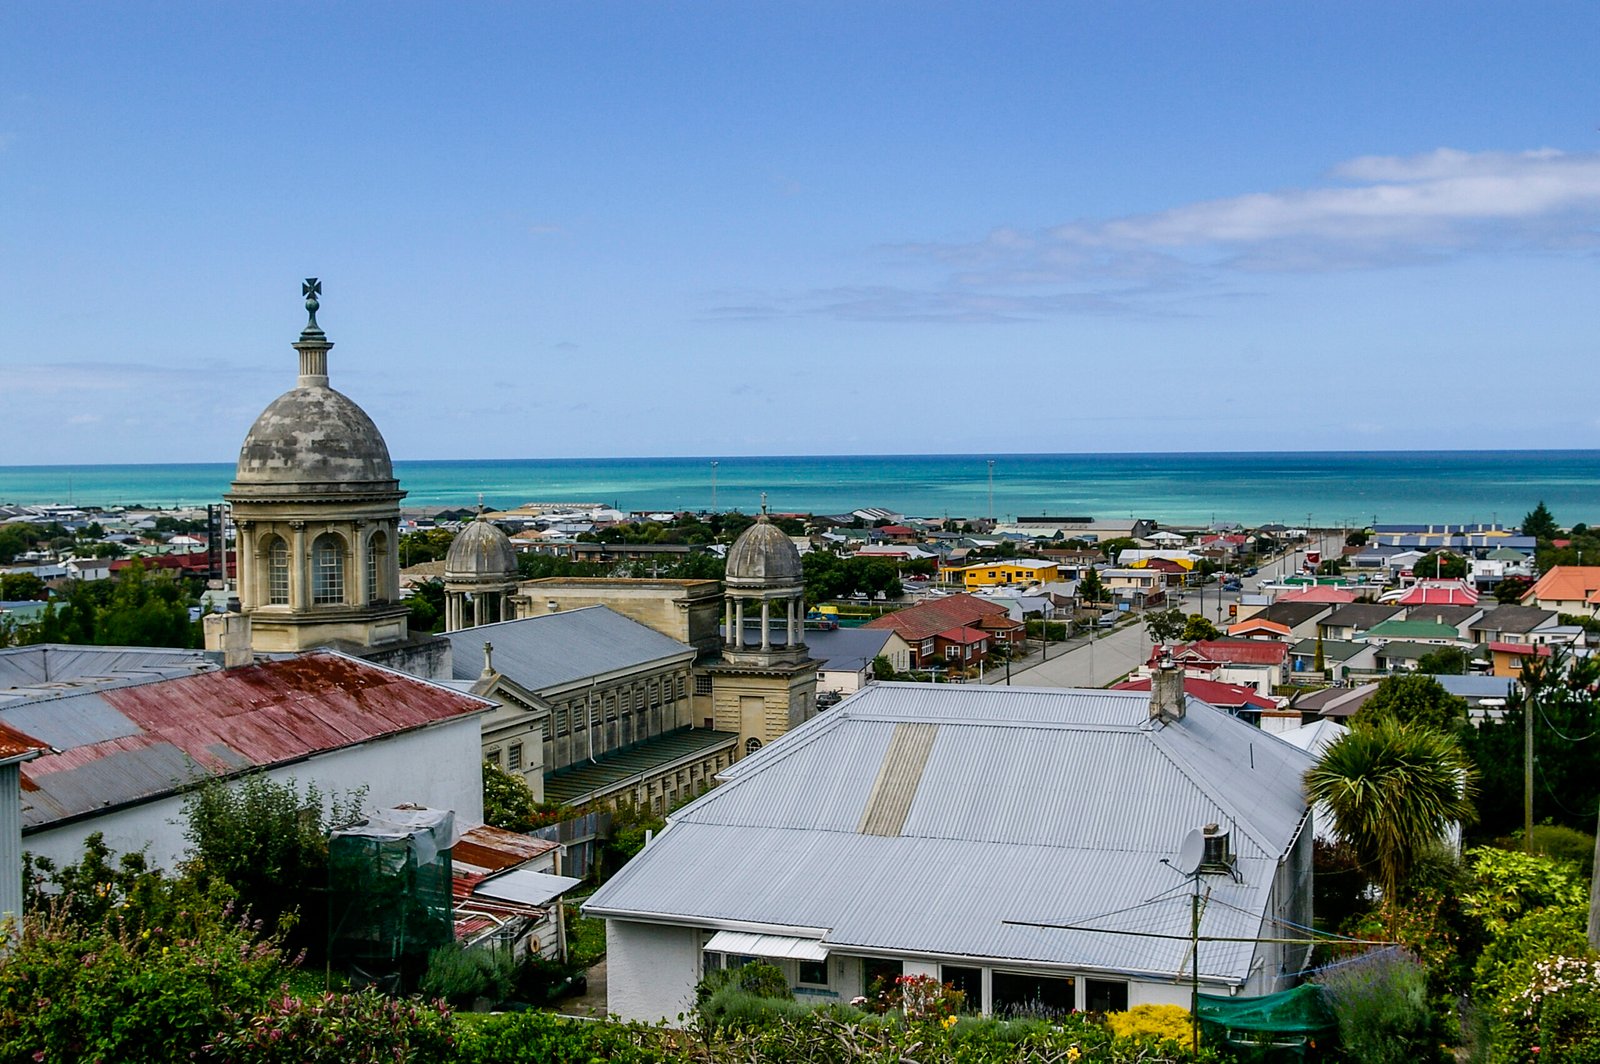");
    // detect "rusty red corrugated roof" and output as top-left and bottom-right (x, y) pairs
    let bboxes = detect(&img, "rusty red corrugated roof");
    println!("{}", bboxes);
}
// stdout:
(864, 594), (1010, 641)
(14, 651), (492, 829)
(0, 720), (47, 761)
